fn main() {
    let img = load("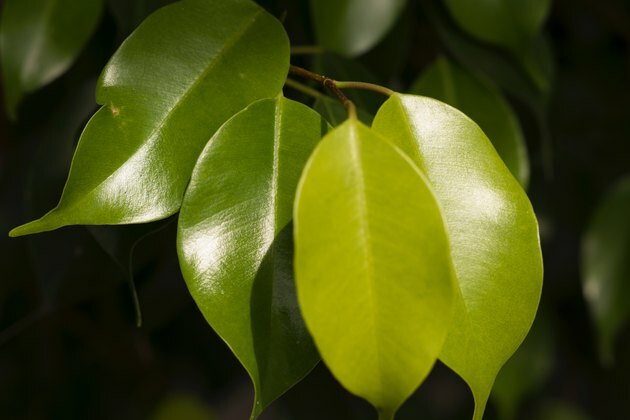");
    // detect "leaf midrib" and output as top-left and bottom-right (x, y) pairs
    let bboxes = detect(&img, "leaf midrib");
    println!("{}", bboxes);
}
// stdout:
(348, 126), (385, 396)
